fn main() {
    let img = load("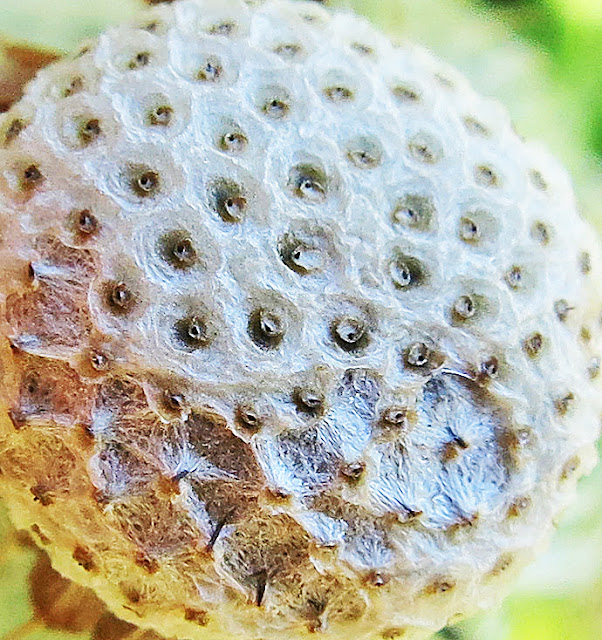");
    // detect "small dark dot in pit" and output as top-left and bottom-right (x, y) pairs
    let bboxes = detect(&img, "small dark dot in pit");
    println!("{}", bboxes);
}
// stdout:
(452, 295), (476, 321)
(555, 392), (575, 416)
(323, 86), (354, 102)
(408, 136), (440, 164)
(464, 117), (489, 137)
(73, 546), (96, 572)
(341, 461), (366, 481)
(347, 139), (382, 169)
(160, 231), (197, 270)
(531, 221), (551, 246)
(89, 350), (109, 372)
(405, 342), (431, 368)
(523, 332), (544, 358)
(579, 251), (592, 275)
(279, 235), (322, 275)
(505, 266), (523, 290)
(148, 105), (173, 127)
(5, 118), (25, 144)
(459, 217), (480, 243)
(424, 578), (455, 595)
(381, 407), (407, 427)
(263, 98), (290, 119)
(197, 57), (223, 82)
(554, 299), (573, 322)
(24, 372), (39, 396)
(20, 164), (44, 191)
(507, 496), (531, 518)
(475, 165), (499, 188)
(392, 84), (420, 103)
(331, 316), (369, 353)
(274, 43), (302, 59)
(210, 21), (236, 36)
(480, 357), (499, 379)
(63, 76), (84, 97)
(74, 209), (99, 236)
(131, 169), (160, 197)
(293, 387), (325, 416)
(290, 164), (327, 202)
(107, 282), (135, 315)
(219, 131), (247, 153)
(351, 42), (374, 57)
(391, 194), (434, 231)
(210, 179), (248, 222)
(560, 455), (580, 481)
(78, 118), (102, 146)
(236, 404), (262, 432)
(163, 390), (186, 412)
(588, 356), (600, 380)
(30, 484), (54, 506)
(389, 254), (426, 289)
(248, 308), (285, 350)
(175, 315), (210, 350)
(129, 52), (151, 70)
